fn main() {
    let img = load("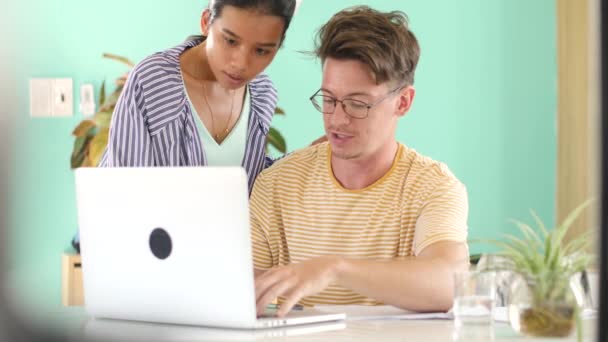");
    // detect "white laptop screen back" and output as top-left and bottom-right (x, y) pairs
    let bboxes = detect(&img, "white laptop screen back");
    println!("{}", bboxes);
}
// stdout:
(75, 167), (258, 328)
